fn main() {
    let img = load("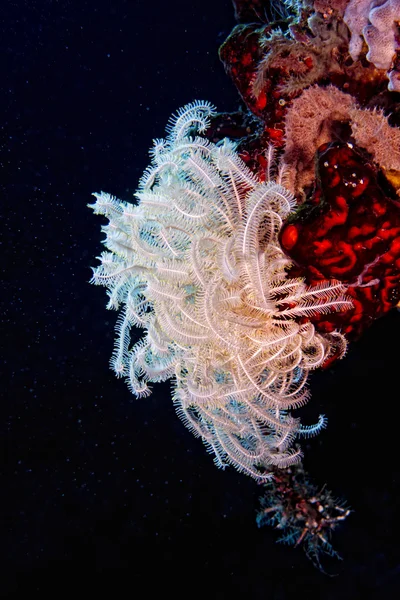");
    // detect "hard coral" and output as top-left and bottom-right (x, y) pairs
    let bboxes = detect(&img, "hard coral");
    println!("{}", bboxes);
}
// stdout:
(283, 85), (355, 196)
(343, 0), (376, 61)
(349, 105), (400, 175)
(280, 141), (400, 339)
(282, 84), (400, 197)
(314, 0), (349, 15)
(344, 0), (400, 90)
